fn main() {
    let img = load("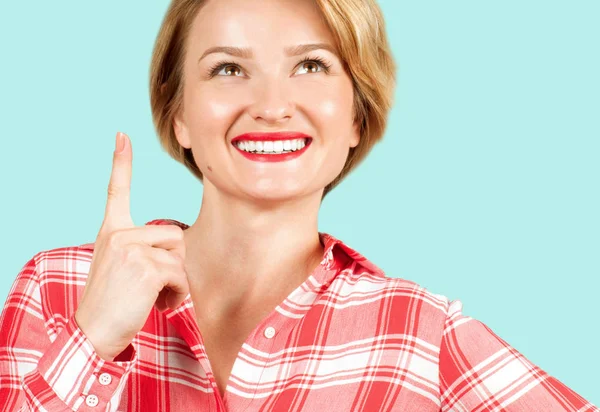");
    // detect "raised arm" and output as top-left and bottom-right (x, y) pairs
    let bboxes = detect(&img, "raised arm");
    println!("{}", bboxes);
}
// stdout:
(0, 255), (137, 412)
